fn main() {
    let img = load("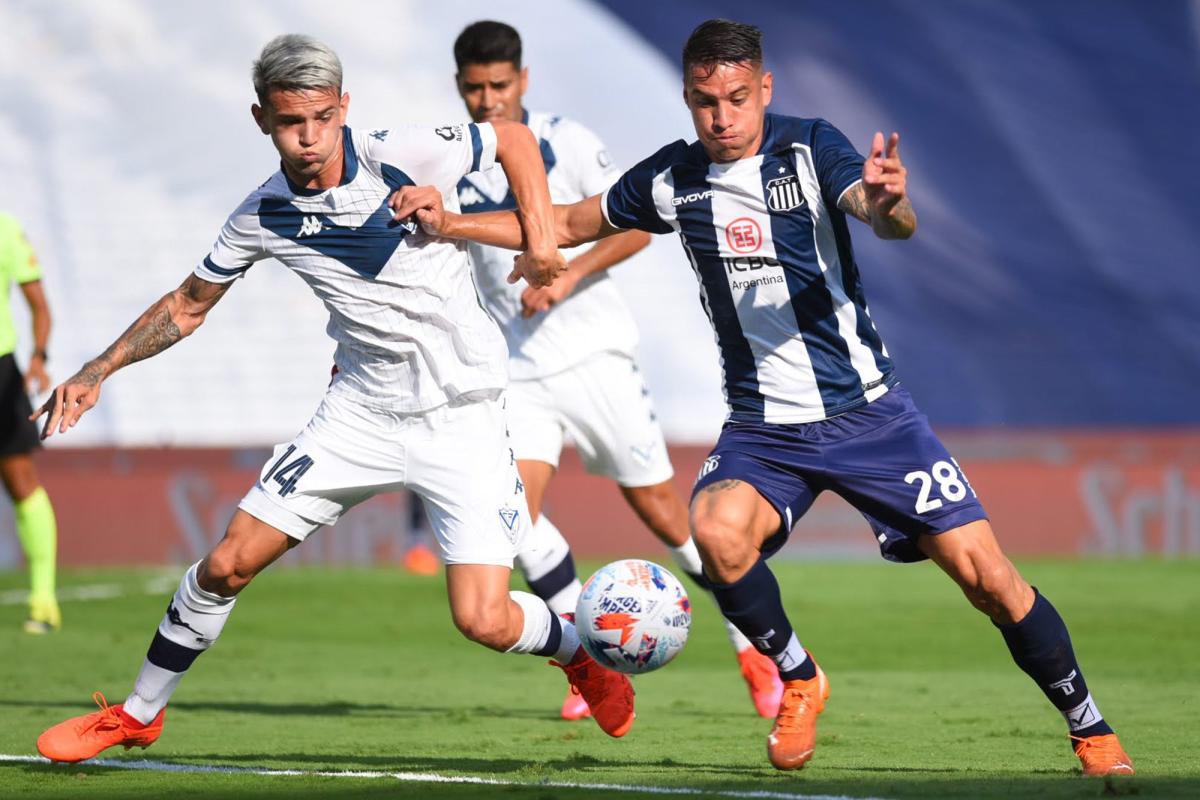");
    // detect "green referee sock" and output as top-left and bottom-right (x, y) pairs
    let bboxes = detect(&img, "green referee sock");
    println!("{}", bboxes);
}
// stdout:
(15, 487), (58, 606)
